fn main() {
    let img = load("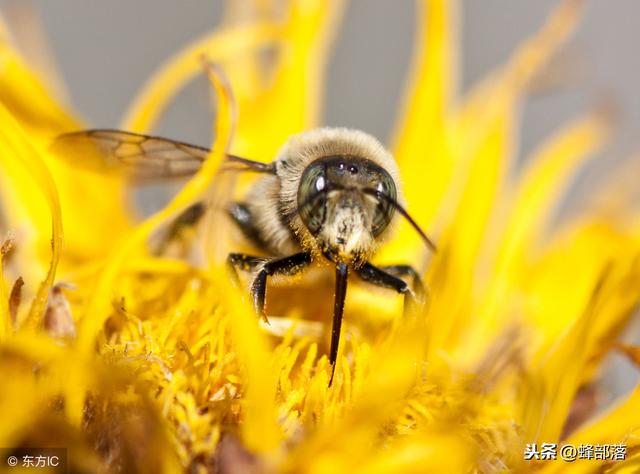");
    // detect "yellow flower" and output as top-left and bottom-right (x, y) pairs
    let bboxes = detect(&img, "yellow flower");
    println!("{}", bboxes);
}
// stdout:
(1, 0), (640, 472)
